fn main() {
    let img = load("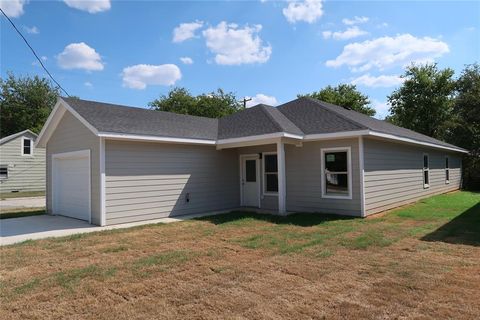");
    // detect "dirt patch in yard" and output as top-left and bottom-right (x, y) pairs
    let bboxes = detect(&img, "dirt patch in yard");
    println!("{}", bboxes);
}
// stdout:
(1, 192), (479, 319)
